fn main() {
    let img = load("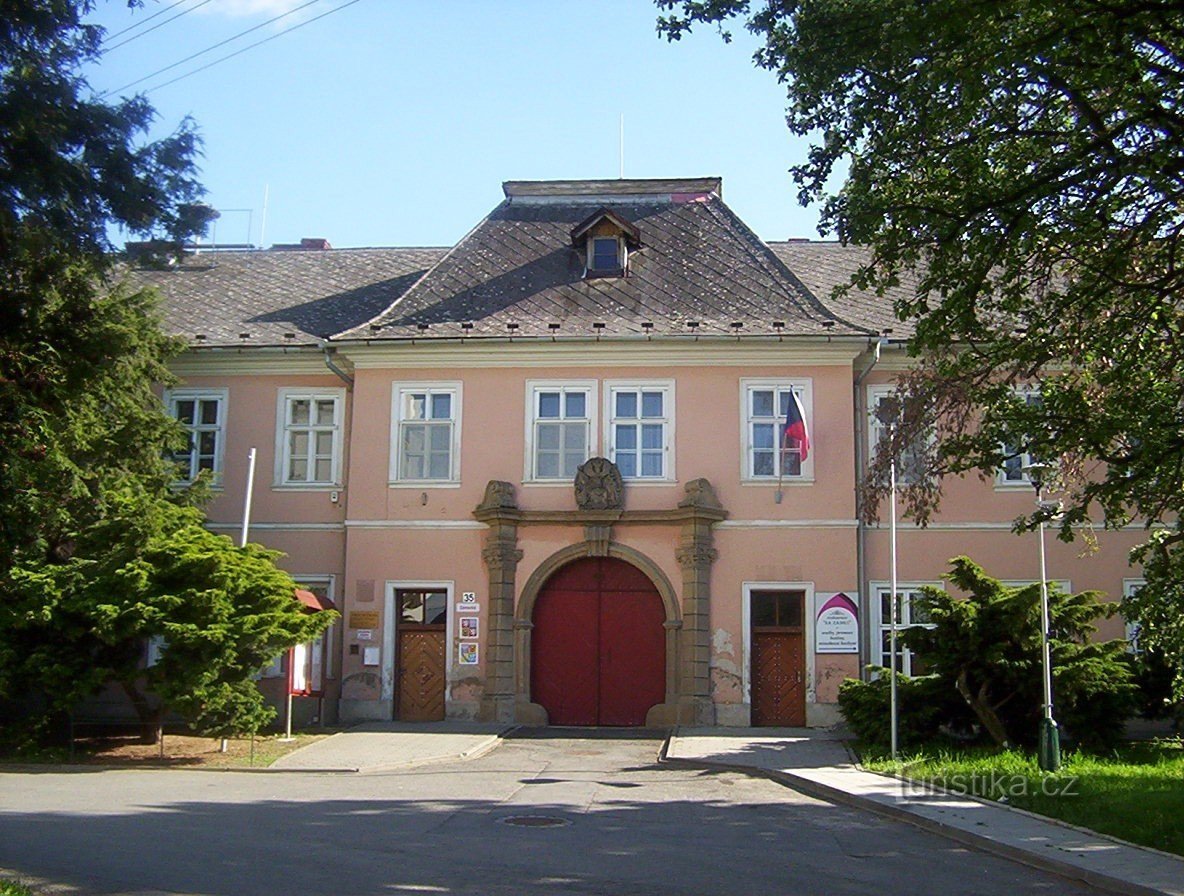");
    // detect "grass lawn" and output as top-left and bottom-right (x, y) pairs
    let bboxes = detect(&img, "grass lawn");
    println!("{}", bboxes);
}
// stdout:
(861, 739), (1184, 856)
(0, 881), (35, 896)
